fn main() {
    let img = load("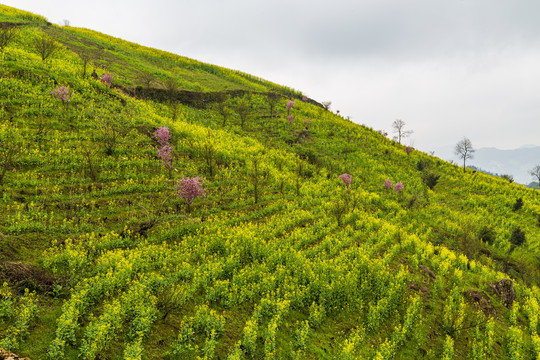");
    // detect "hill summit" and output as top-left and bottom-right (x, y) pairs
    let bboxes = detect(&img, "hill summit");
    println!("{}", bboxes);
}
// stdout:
(1, 5), (540, 359)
